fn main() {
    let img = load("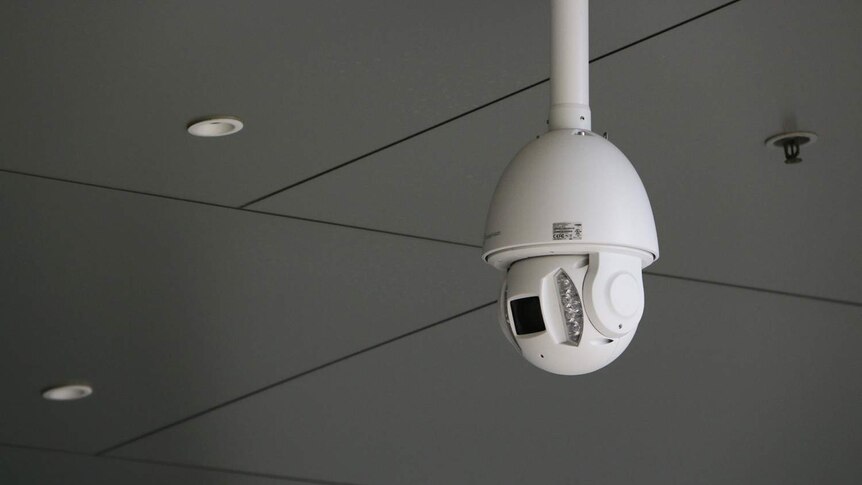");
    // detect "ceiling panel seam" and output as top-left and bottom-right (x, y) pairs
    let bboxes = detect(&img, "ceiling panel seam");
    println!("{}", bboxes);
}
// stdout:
(91, 271), (858, 457)
(237, 0), (746, 209)
(237, 78), (550, 208)
(111, 456), (366, 485)
(245, 208), (480, 248)
(4, 167), (858, 307)
(0, 443), (362, 485)
(0, 167), (232, 211)
(94, 301), (496, 457)
(587, 0), (742, 65)
(0, 168), (477, 249)
(645, 271), (862, 308)
(0, 441), (83, 457)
